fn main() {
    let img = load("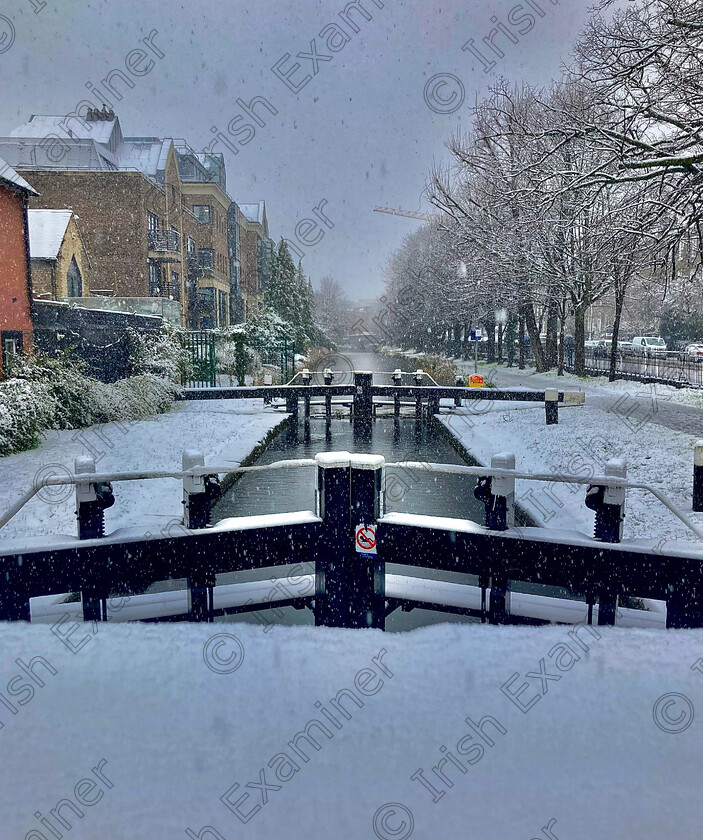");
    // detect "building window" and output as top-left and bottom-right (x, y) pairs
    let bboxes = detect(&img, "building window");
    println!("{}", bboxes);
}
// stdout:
(66, 257), (83, 297)
(147, 212), (158, 234)
(218, 289), (228, 327)
(198, 248), (214, 269)
(187, 237), (195, 256)
(193, 205), (212, 225)
(148, 260), (161, 296)
(170, 271), (180, 301)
